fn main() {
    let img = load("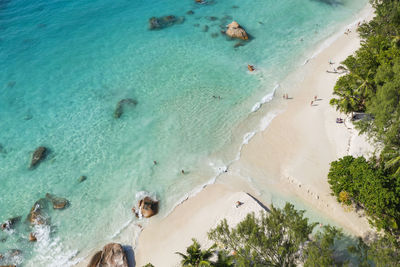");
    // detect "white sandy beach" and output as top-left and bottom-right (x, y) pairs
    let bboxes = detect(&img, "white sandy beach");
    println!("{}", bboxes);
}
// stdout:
(133, 4), (376, 266)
